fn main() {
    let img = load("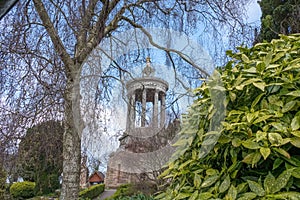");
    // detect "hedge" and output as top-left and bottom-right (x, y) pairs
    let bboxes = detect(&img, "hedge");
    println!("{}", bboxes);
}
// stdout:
(10, 181), (35, 199)
(79, 184), (105, 199)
